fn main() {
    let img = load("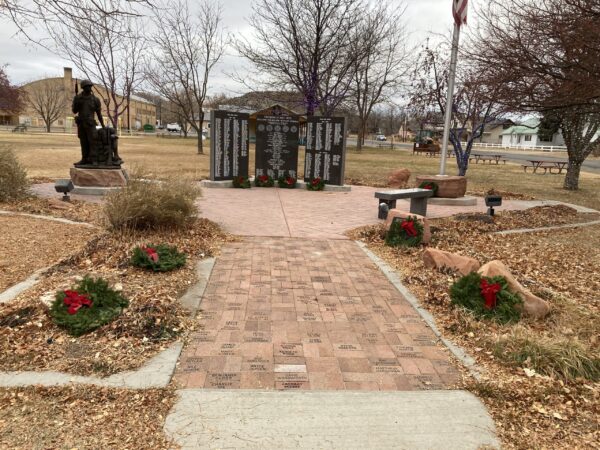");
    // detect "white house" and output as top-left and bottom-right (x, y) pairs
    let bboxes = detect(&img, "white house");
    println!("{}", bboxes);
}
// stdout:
(500, 118), (565, 148)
